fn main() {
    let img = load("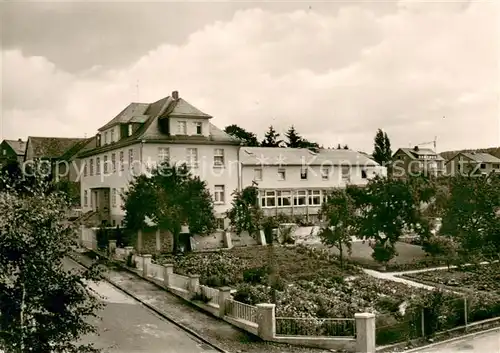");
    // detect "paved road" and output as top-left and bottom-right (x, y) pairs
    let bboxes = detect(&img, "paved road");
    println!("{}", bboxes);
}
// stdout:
(64, 258), (218, 353)
(413, 329), (500, 353)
